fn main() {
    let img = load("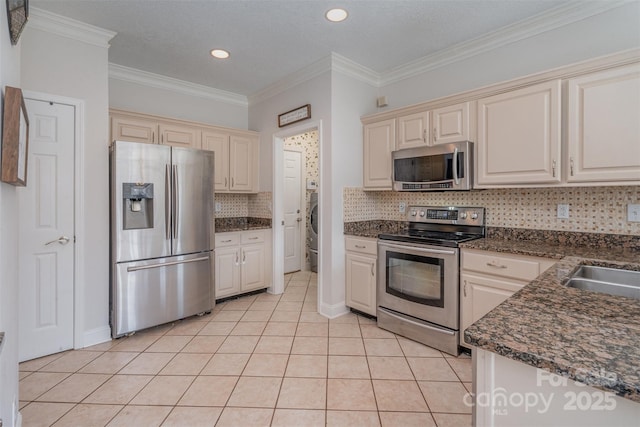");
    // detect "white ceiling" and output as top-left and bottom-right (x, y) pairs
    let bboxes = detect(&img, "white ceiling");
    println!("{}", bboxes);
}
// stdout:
(31, 0), (594, 96)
